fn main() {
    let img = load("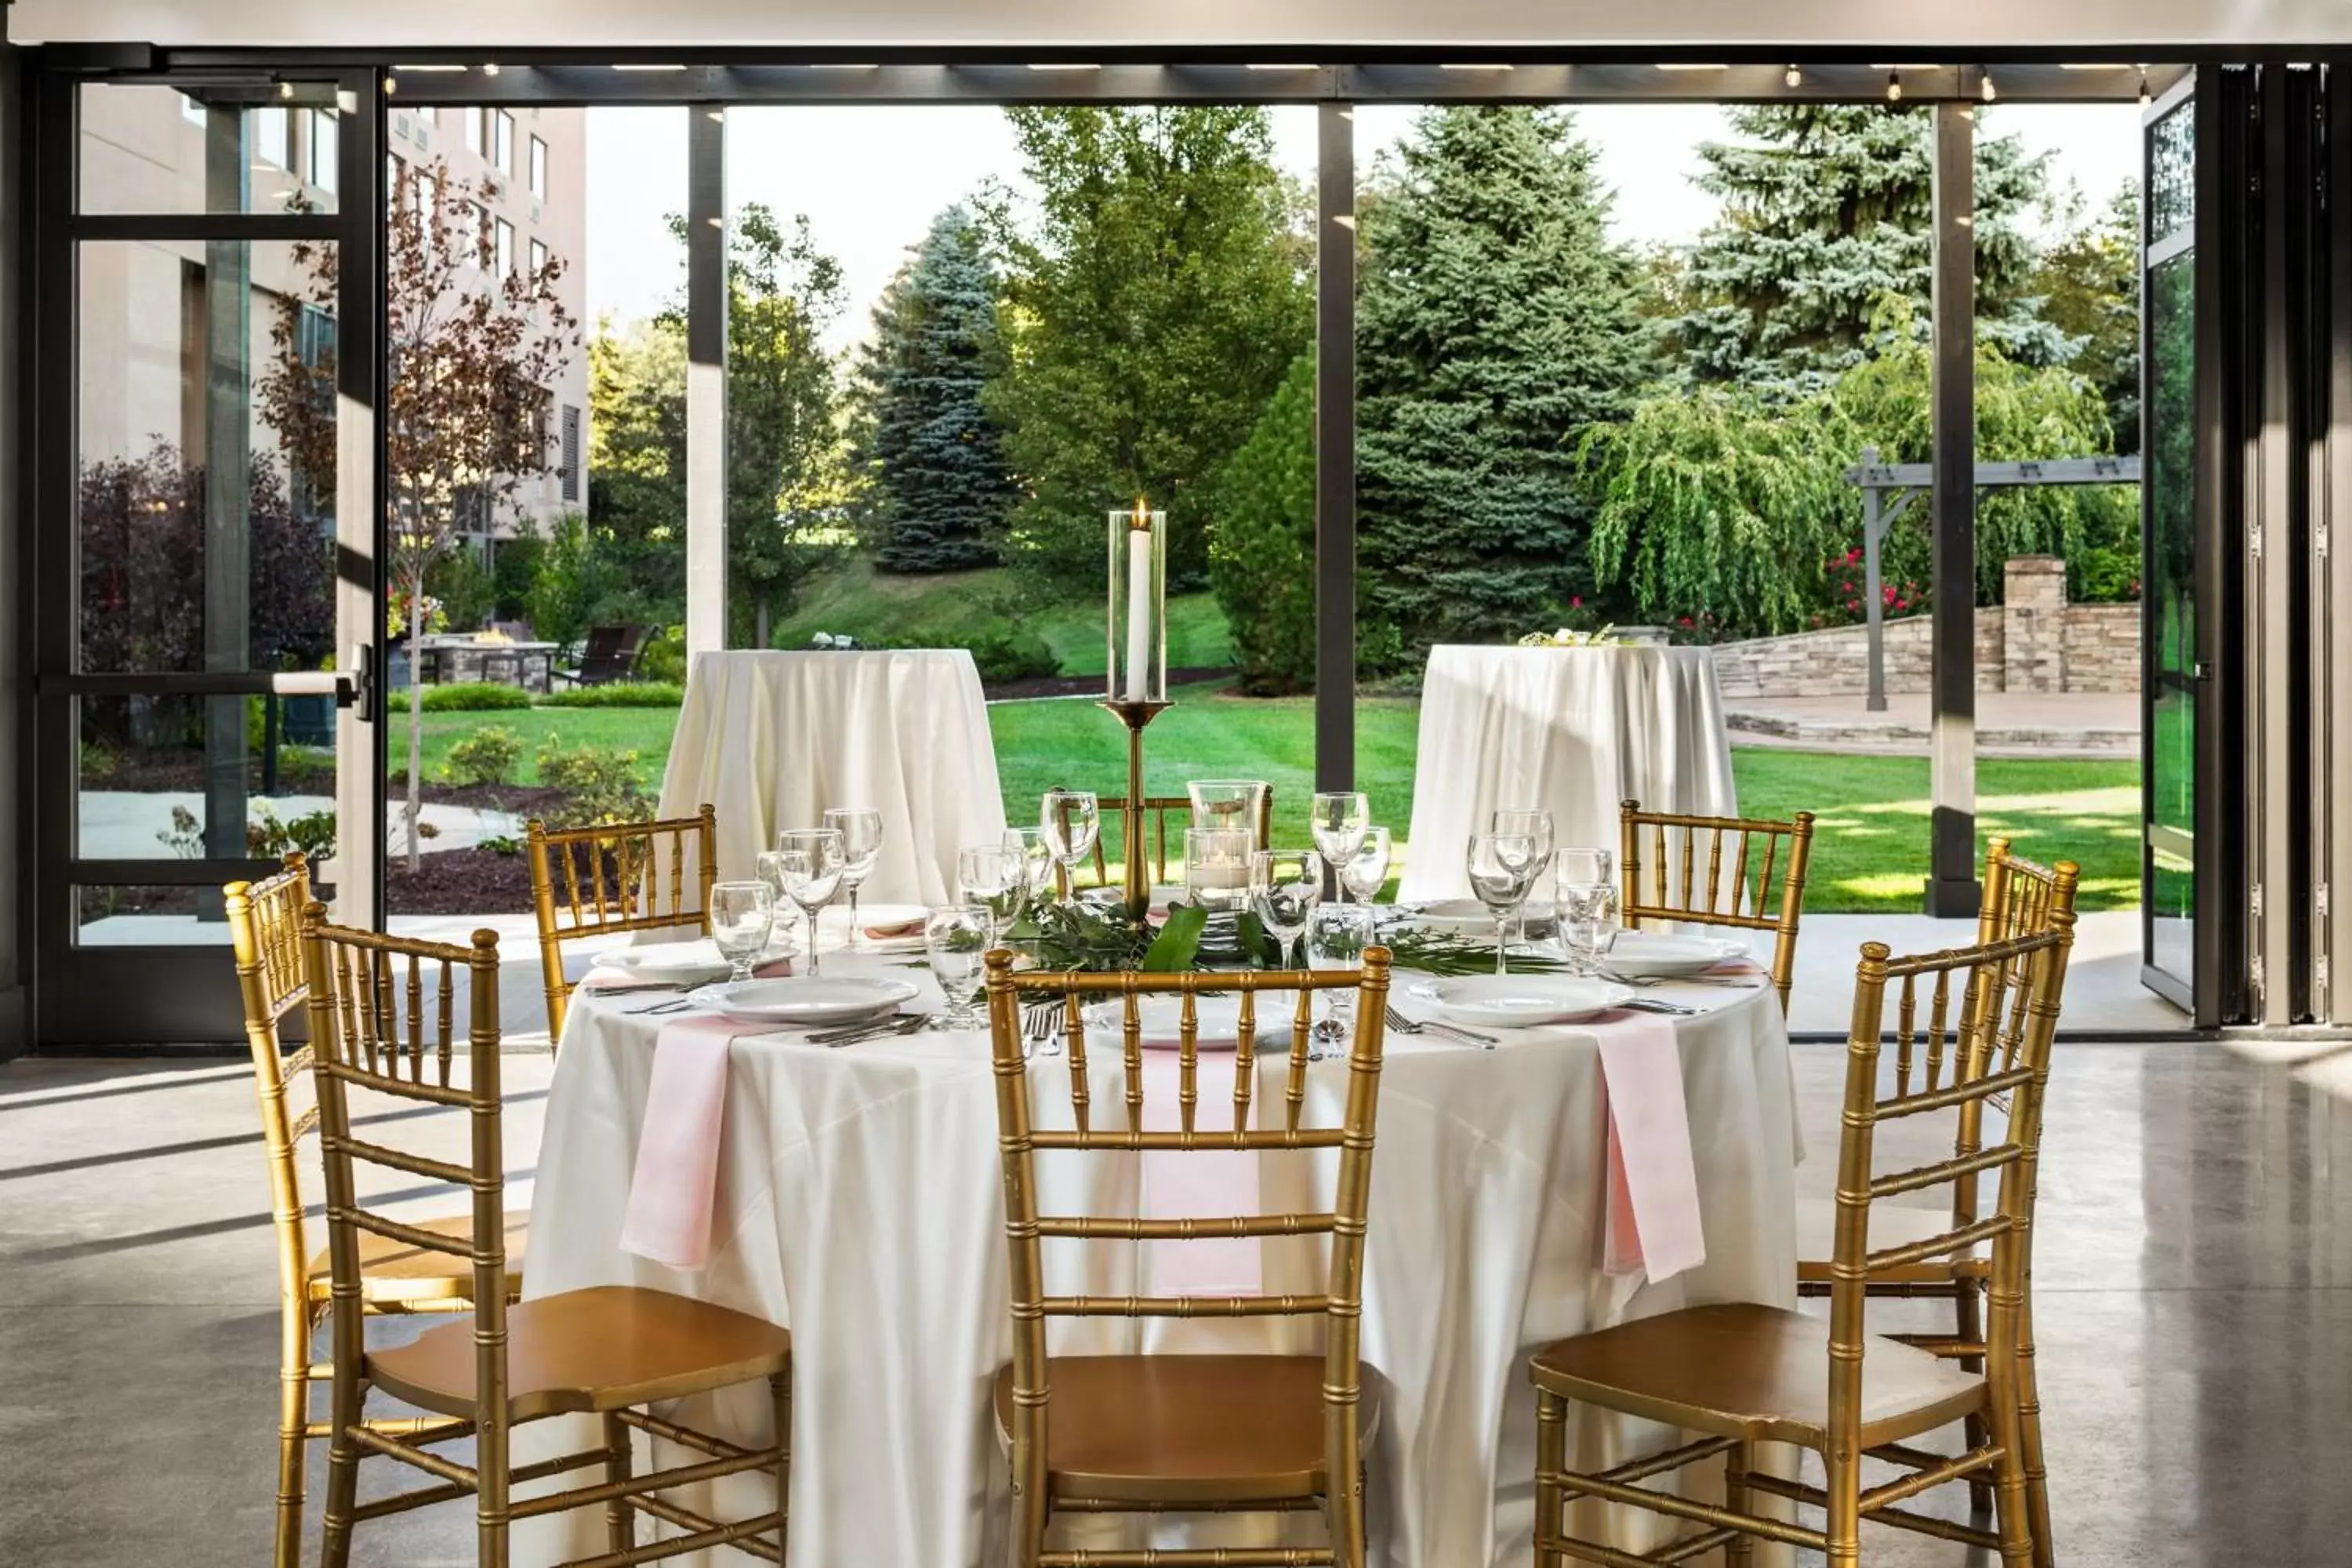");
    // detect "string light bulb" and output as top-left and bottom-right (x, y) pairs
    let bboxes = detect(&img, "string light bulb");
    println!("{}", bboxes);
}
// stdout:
(2138, 69), (2153, 107)
(1980, 71), (1998, 103)
(278, 81), (294, 100)
(1886, 71), (1903, 103)
(1784, 64), (1802, 89)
